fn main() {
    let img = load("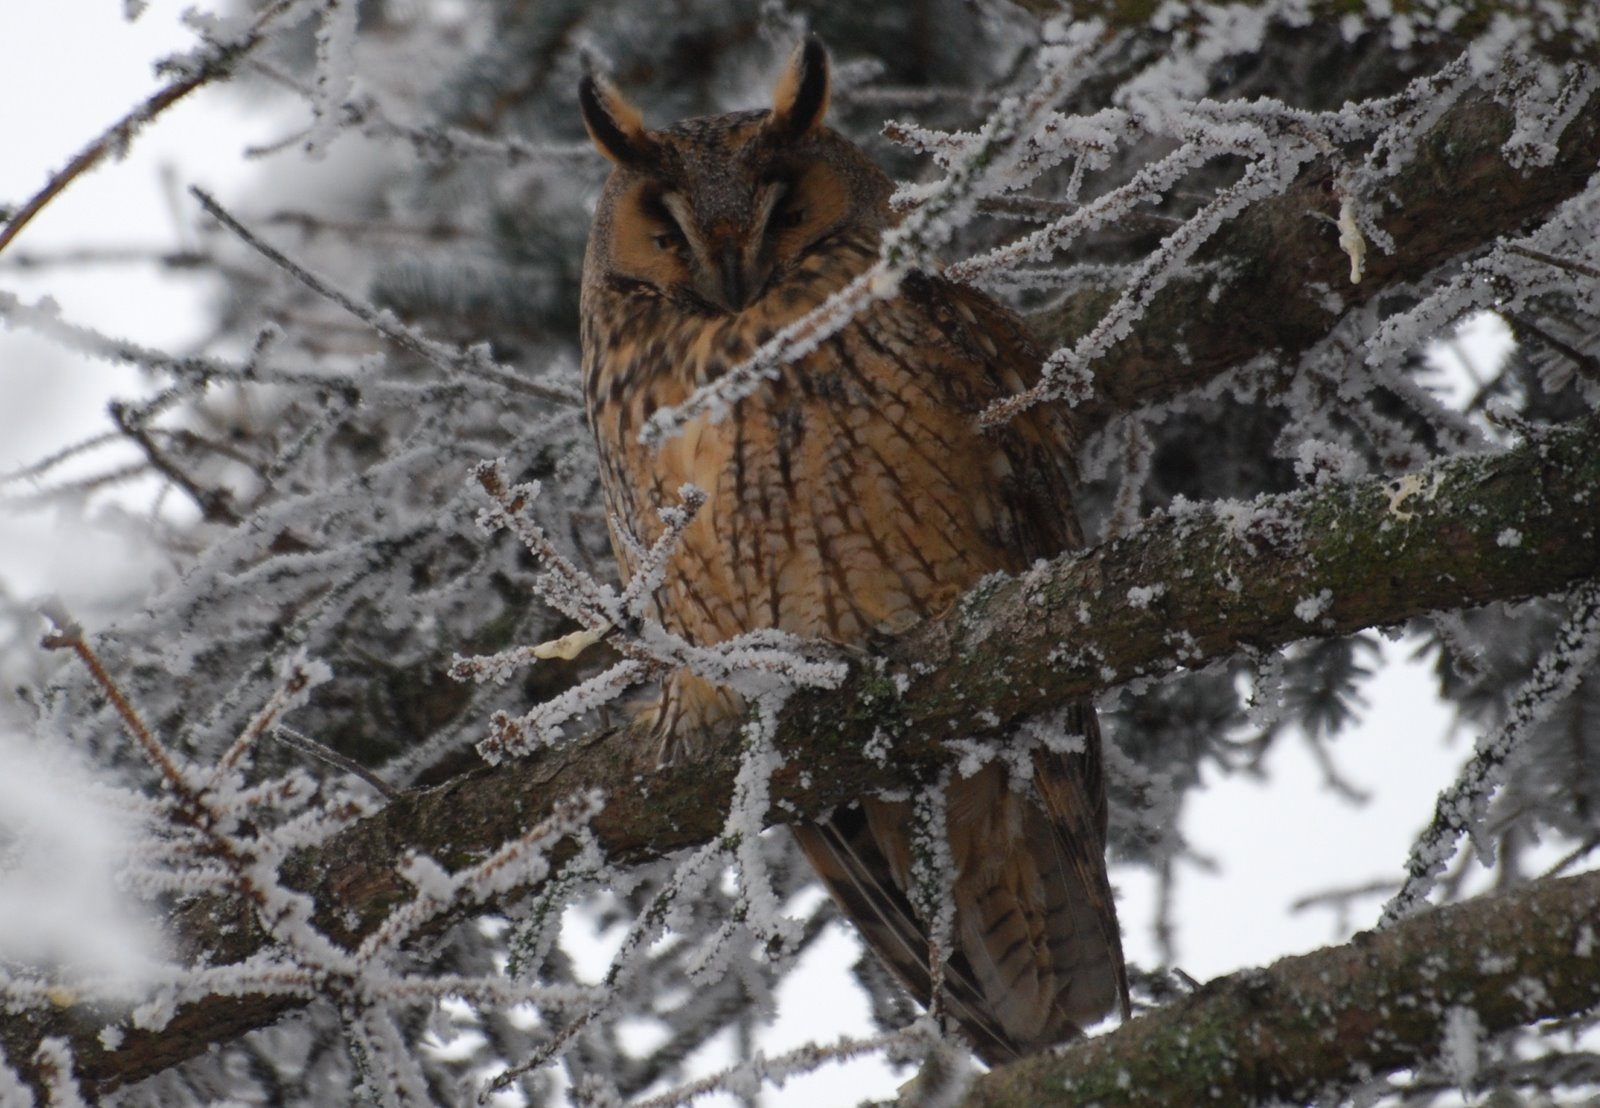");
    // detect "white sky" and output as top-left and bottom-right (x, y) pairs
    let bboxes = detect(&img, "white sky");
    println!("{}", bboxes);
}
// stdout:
(0, 6), (1496, 1105)
(0, 3), (291, 605)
